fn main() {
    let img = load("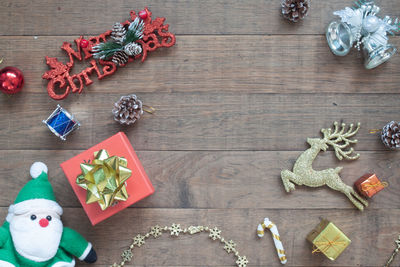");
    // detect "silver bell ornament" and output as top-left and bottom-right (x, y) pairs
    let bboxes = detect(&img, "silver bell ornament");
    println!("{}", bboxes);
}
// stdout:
(326, 0), (400, 69)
